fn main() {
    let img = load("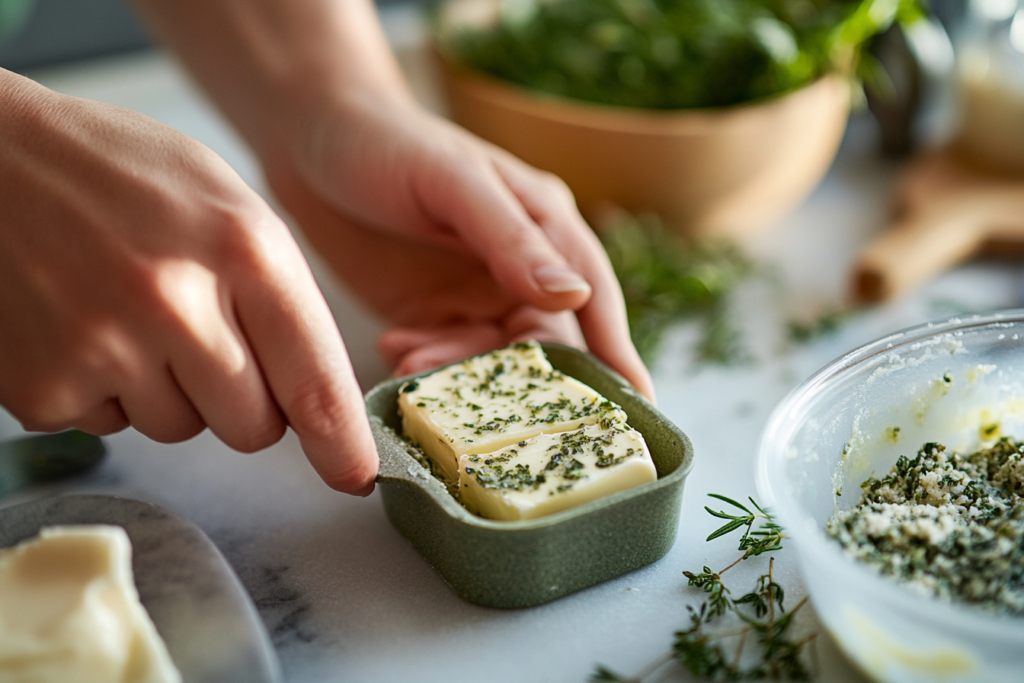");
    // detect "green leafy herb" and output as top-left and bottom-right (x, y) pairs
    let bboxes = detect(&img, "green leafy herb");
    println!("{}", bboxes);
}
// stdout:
(593, 494), (814, 682)
(436, 0), (924, 111)
(704, 494), (785, 558)
(597, 212), (753, 366)
(786, 306), (855, 344)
